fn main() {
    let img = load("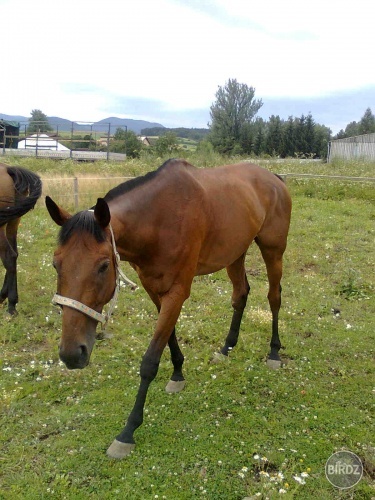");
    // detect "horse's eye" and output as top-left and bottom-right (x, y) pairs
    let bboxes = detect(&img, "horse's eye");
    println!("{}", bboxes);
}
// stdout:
(52, 261), (57, 271)
(98, 261), (110, 274)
